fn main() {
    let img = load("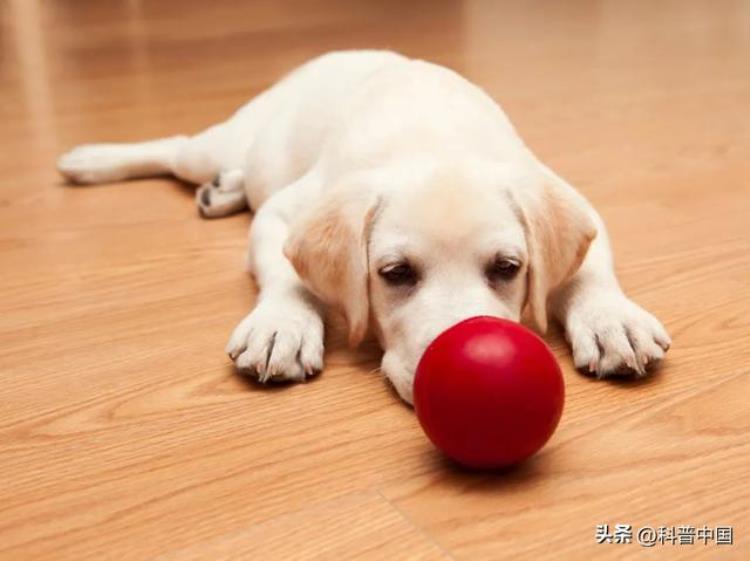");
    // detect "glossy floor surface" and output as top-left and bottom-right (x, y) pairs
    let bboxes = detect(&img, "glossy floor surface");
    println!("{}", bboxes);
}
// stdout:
(1, 1), (748, 559)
